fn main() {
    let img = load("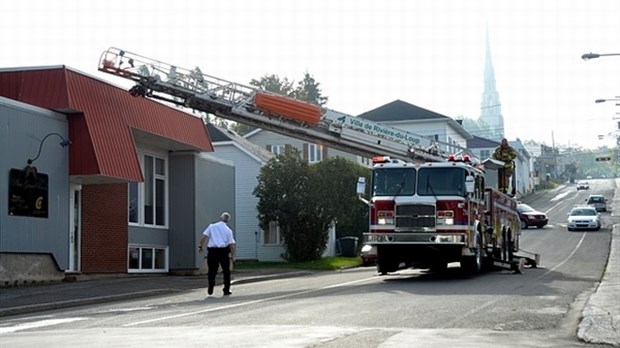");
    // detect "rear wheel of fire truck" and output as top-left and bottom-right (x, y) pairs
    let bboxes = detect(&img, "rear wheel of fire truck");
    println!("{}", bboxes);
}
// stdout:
(501, 228), (514, 262)
(461, 233), (483, 275)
